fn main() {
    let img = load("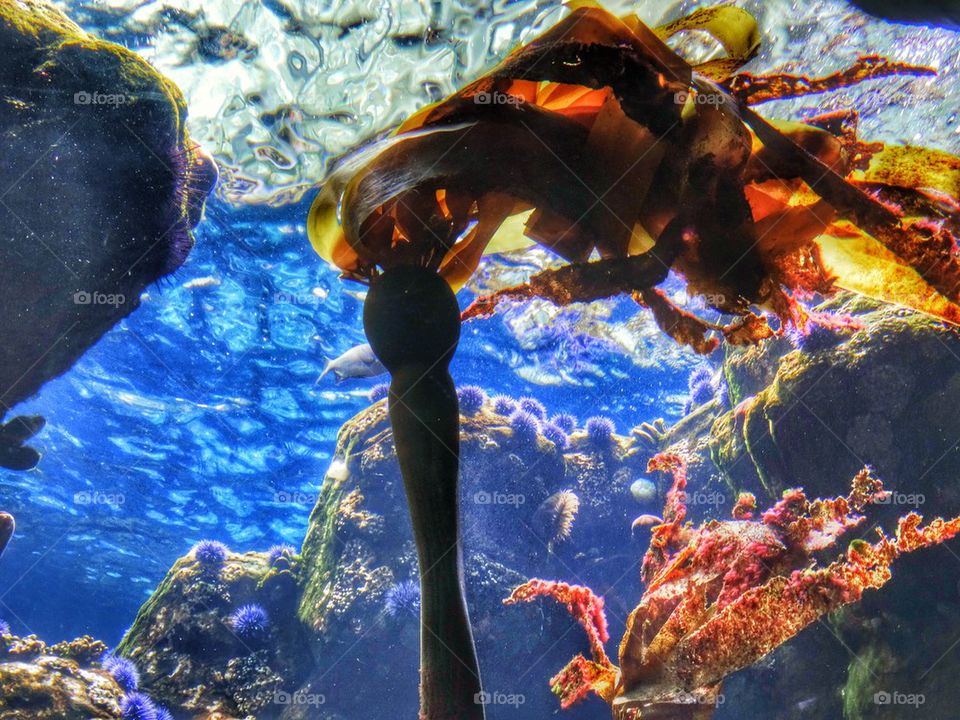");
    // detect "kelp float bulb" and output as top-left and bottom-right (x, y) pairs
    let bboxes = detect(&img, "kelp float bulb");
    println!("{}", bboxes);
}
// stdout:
(363, 265), (484, 720)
